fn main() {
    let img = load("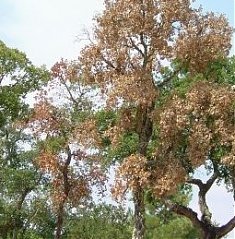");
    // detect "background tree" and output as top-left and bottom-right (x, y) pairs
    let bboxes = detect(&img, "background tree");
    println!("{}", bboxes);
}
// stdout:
(145, 185), (199, 239)
(0, 40), (49, 239)
(77, 0), (232, 238)
(28, 59), (105, 239)
(65, 204), (132, 239)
